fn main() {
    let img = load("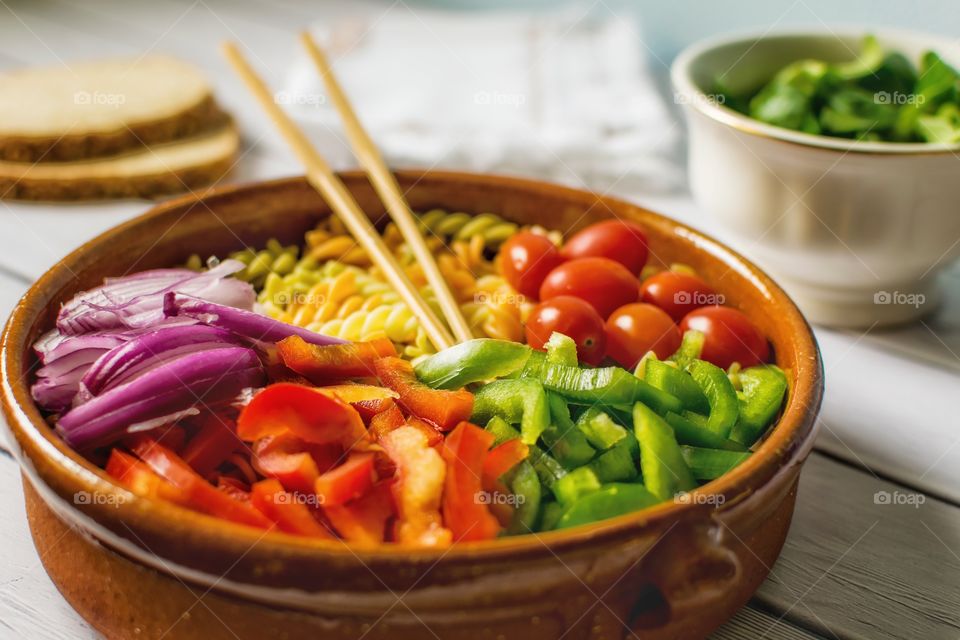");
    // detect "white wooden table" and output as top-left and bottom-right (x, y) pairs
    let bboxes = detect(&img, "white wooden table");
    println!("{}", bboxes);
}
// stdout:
(0, 2), (958, 639)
